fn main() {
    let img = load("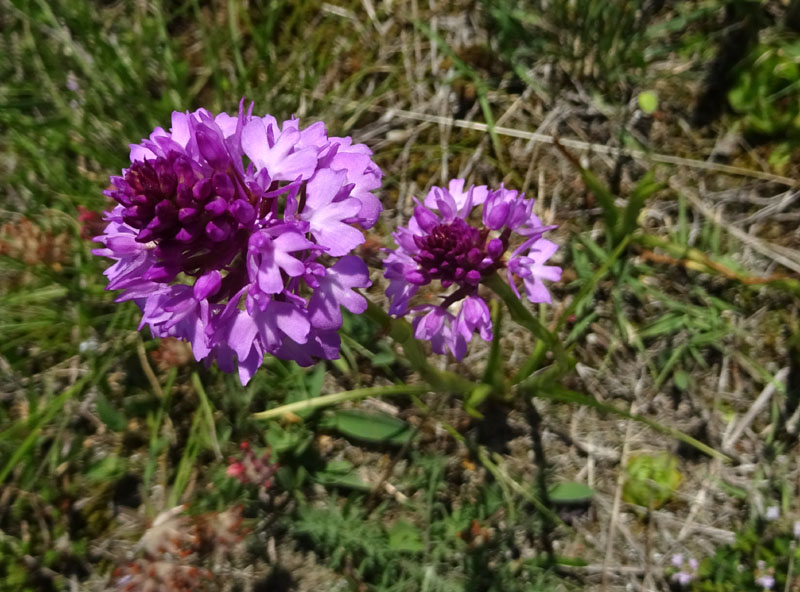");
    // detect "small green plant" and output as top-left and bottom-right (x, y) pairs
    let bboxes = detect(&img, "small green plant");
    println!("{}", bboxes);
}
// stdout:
(638, 90), (659, 115)
(622, 452), (682, 509)
(729, 38), (800, 137)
